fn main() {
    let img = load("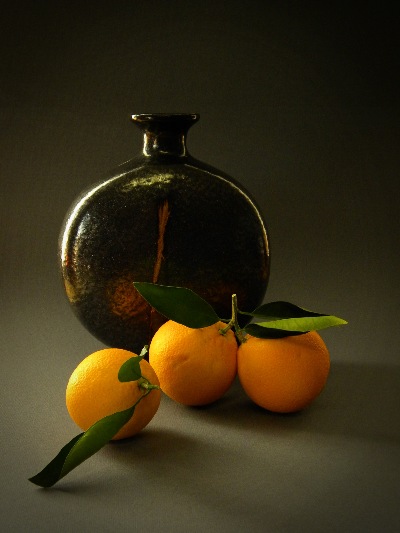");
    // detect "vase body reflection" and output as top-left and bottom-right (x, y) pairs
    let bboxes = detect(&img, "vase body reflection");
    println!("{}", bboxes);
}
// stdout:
(59, 114), (270, 352)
